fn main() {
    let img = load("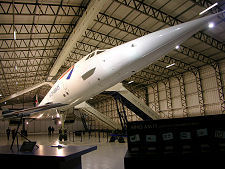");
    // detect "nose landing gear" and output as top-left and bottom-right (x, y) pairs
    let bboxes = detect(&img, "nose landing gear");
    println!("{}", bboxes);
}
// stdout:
(58, 112), (68, 141)
(59, 130), (67, 141)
